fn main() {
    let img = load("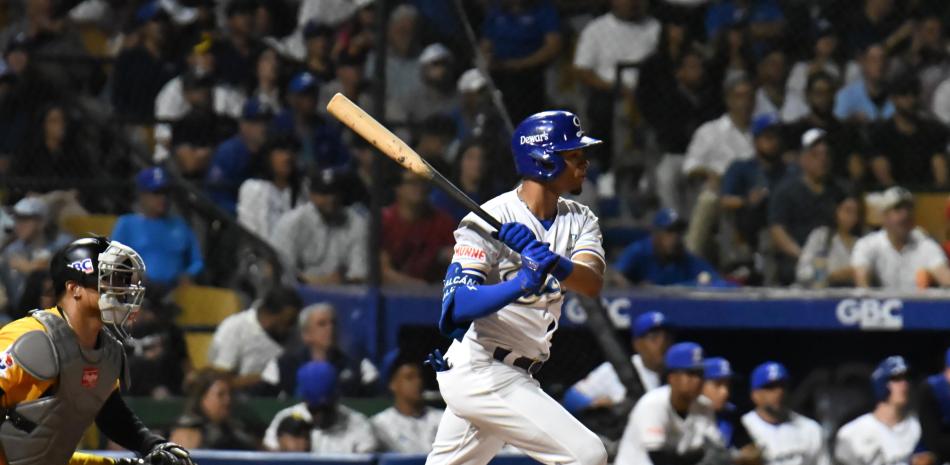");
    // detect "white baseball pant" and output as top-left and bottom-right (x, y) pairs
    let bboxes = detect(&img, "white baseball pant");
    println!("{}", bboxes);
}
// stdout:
(425, 338), (607, 465)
